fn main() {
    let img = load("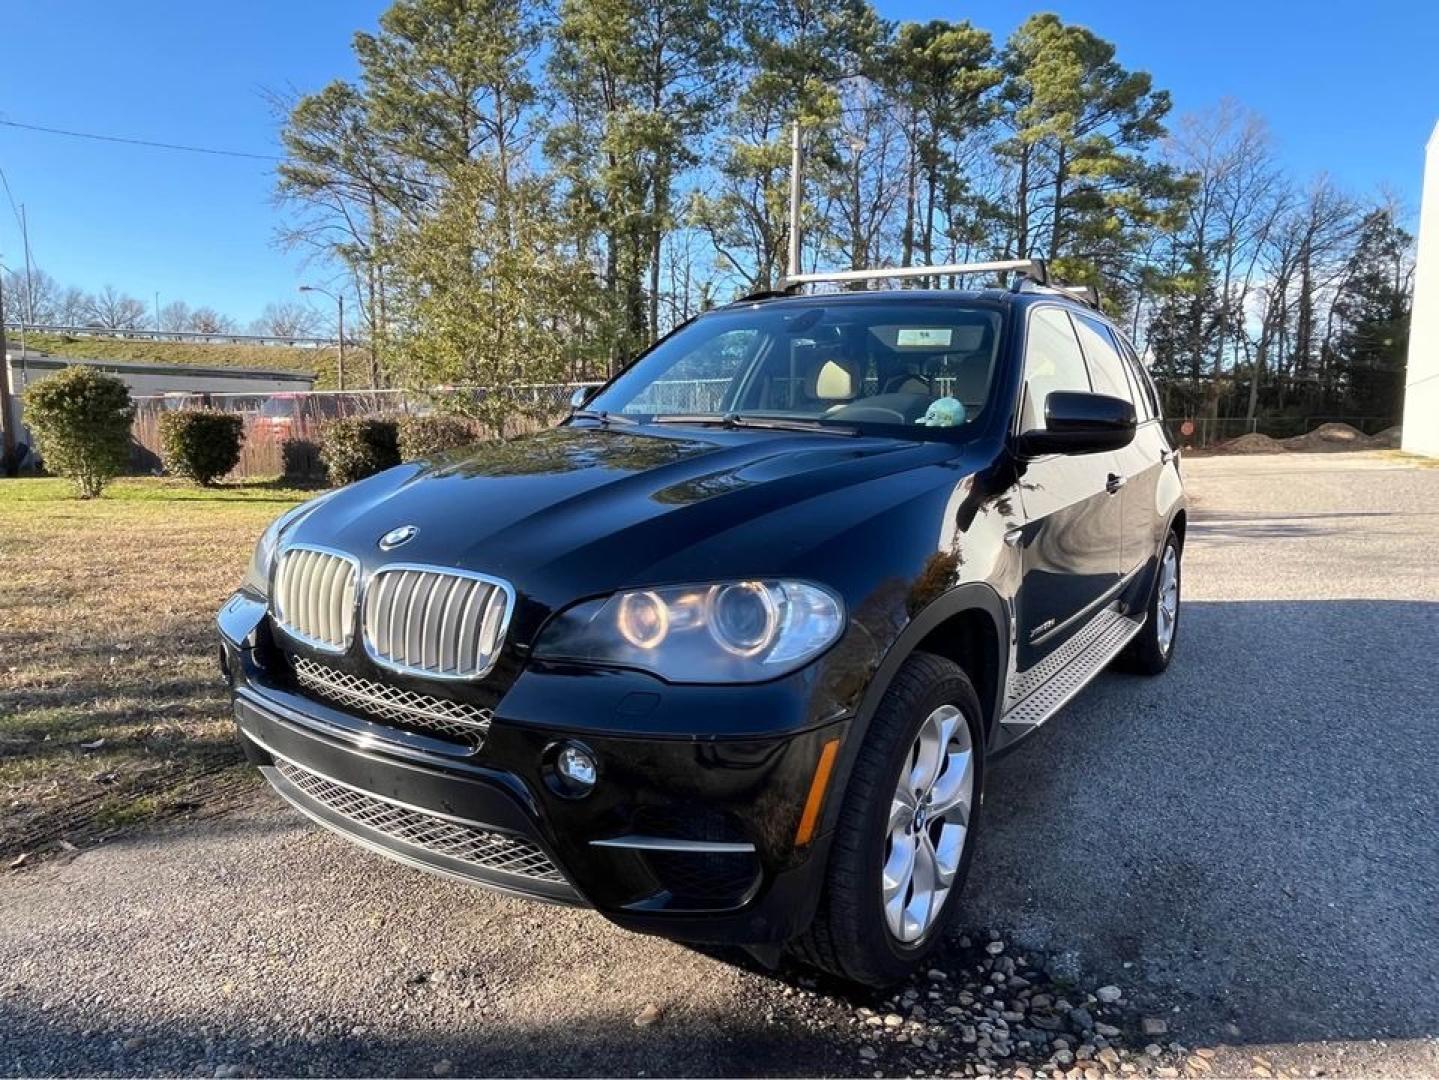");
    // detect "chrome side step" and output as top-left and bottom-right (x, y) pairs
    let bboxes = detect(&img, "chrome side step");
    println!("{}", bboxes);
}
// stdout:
(1000, 608), (1145, 730)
